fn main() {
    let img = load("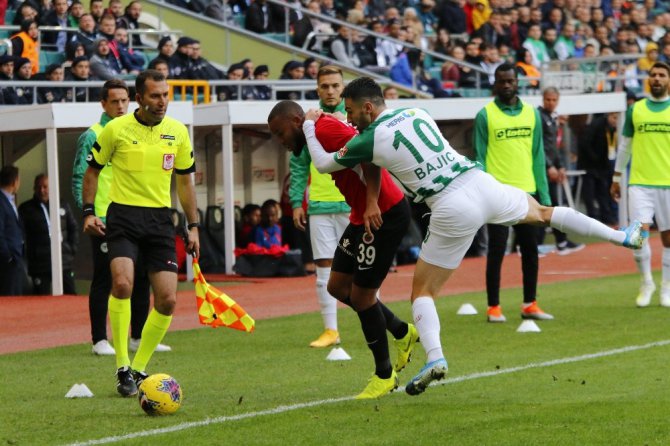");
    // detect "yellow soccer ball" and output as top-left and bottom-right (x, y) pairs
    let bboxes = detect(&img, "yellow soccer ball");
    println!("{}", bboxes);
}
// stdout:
(138, 374), (182, 415)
